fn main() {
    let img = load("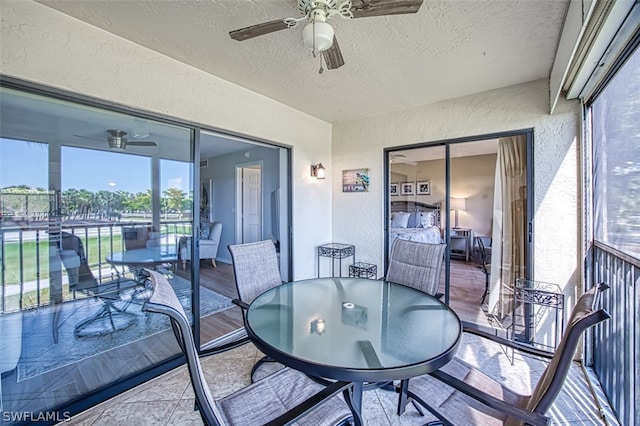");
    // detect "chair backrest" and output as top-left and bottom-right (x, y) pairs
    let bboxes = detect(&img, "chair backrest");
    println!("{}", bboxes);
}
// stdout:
(142, 270), (221, 426)
(208, 222), (222, 242)
(59, 232), (98, 292)
(477, 237), (490, 273)
(122, 226), (151, 250)
(386, 239), (446, 296)
(228, 240), (282, 305)
(526, 283), (610, 415)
